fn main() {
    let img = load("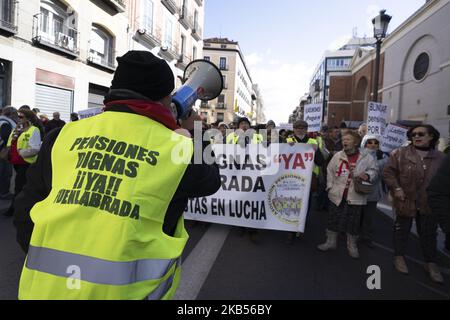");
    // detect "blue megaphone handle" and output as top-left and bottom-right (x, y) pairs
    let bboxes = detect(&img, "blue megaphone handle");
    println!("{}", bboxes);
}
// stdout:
(172, 85), (198, 119)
